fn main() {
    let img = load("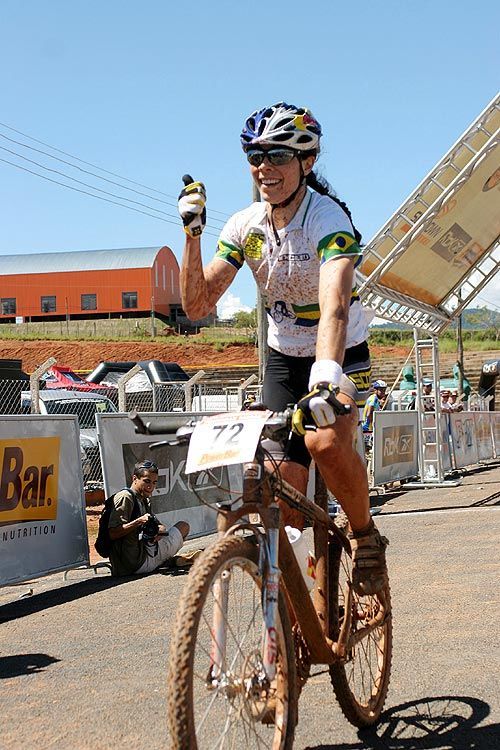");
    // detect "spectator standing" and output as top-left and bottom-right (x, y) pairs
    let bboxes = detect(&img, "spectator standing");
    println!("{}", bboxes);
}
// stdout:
(440, 390), (452, 413)
(422, 378), (435, 412)
(450, 390), (463, 412)
(362, 380), (387, 432)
